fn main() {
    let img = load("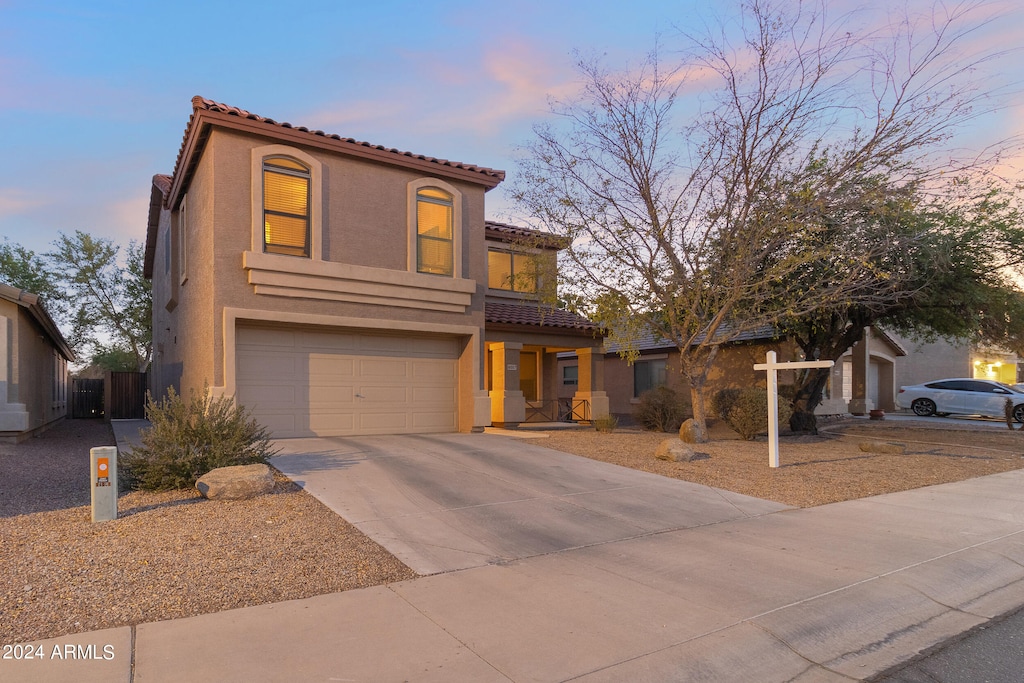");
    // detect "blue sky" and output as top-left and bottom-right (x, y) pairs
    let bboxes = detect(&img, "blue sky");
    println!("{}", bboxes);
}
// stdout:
(1, 0), (1021, 256)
